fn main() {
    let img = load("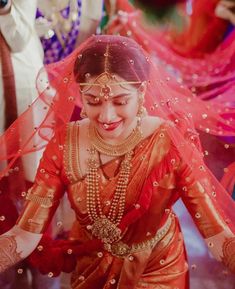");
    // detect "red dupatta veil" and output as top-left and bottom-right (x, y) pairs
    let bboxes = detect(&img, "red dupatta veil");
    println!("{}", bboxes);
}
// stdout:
(0, 34), (234, 281)
(105, 0), (235, 106)
(105, 0), (235, 180)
